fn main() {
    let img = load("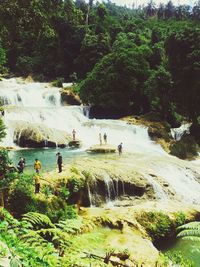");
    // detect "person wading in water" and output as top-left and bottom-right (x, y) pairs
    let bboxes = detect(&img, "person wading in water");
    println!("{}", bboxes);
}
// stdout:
(34, 159), (42, 173)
